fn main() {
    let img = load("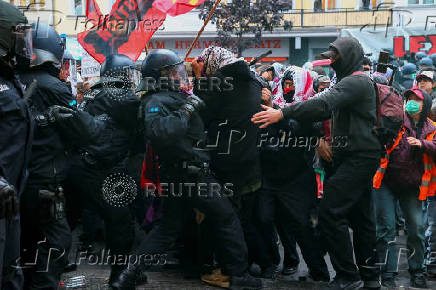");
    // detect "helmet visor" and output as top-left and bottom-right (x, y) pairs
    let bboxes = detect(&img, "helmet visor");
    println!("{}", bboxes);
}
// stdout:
(160, 63), (189, 91)
(13, 24), (33, 60)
